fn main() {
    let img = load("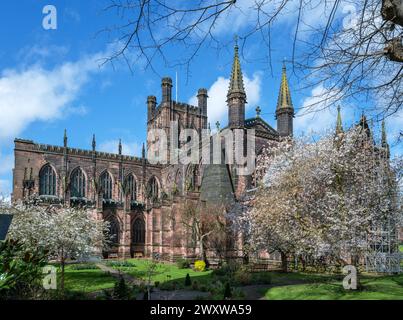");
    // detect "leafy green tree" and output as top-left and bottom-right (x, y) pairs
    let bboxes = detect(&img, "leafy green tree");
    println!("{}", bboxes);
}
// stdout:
(0, 239), (48, 299)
